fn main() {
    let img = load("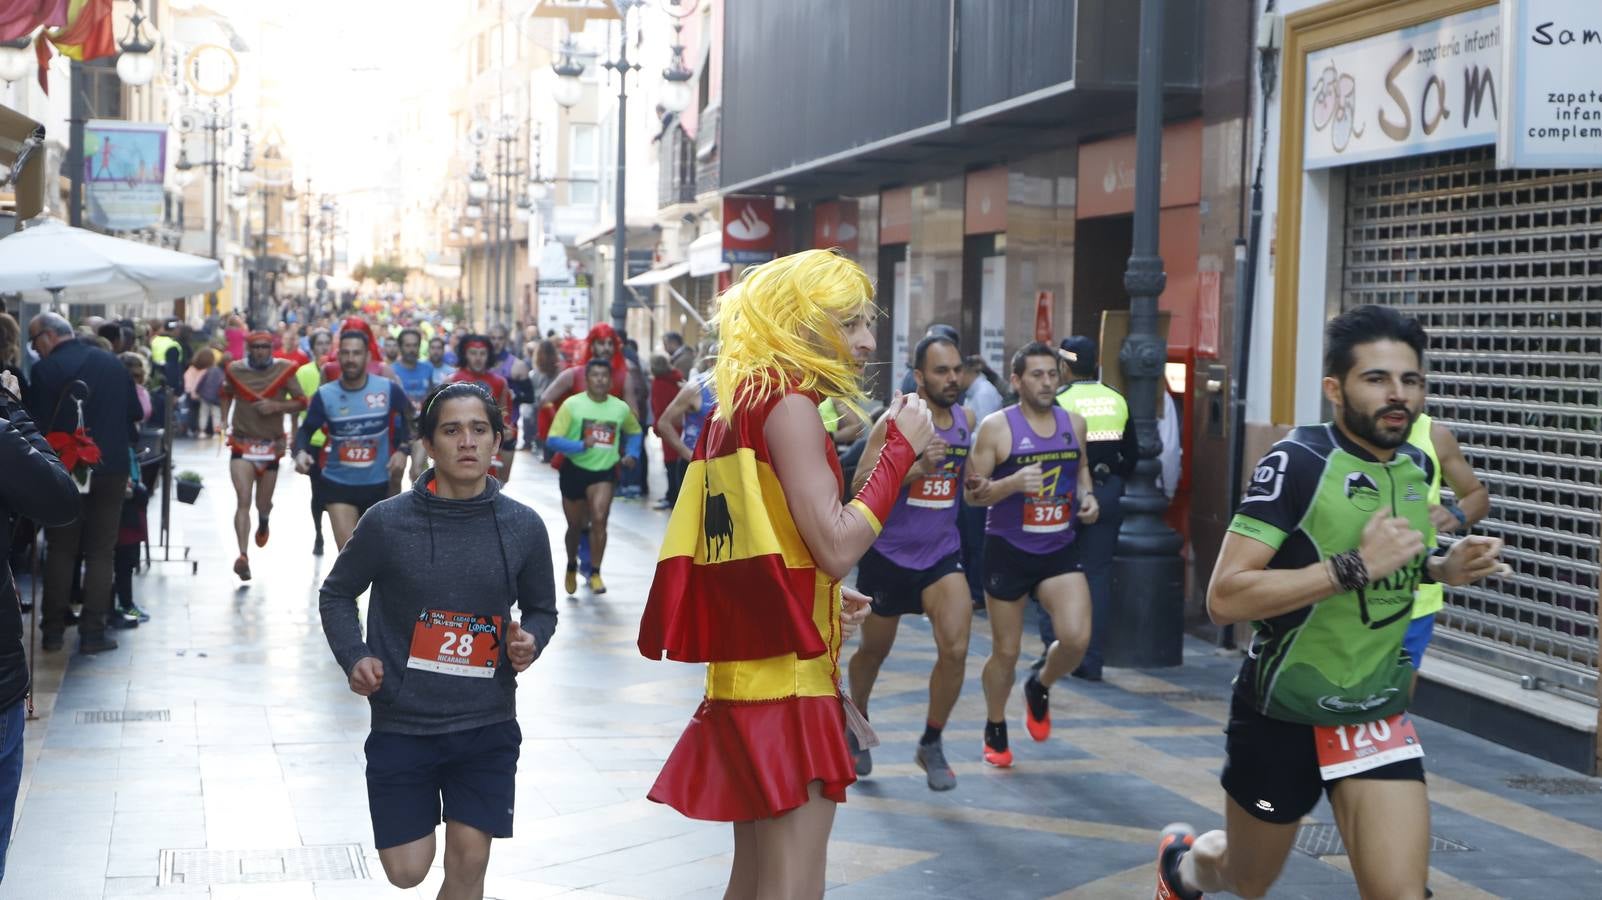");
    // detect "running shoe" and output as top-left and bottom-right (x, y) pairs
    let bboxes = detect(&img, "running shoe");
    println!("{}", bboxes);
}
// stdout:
(1154, 823), (1202, 900)
(233, 555), (251, 582)
(846, 730), (872, 776)
(254, 517), (270, 548)
(588, 573), (607, 594)
(564, 567), (578, 596)
(982, 723), (1013, 768)
(915, 739), (957, 791)
(1024, 674), (1052, 742)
